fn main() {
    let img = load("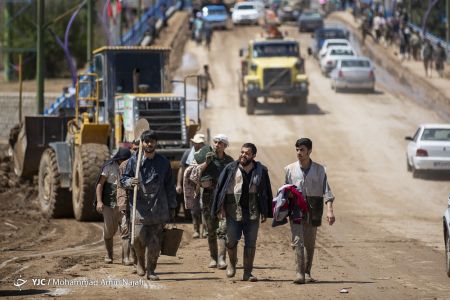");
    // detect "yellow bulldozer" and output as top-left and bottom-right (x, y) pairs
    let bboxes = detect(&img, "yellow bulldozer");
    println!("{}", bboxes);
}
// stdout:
(10, 46), (201, 221)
